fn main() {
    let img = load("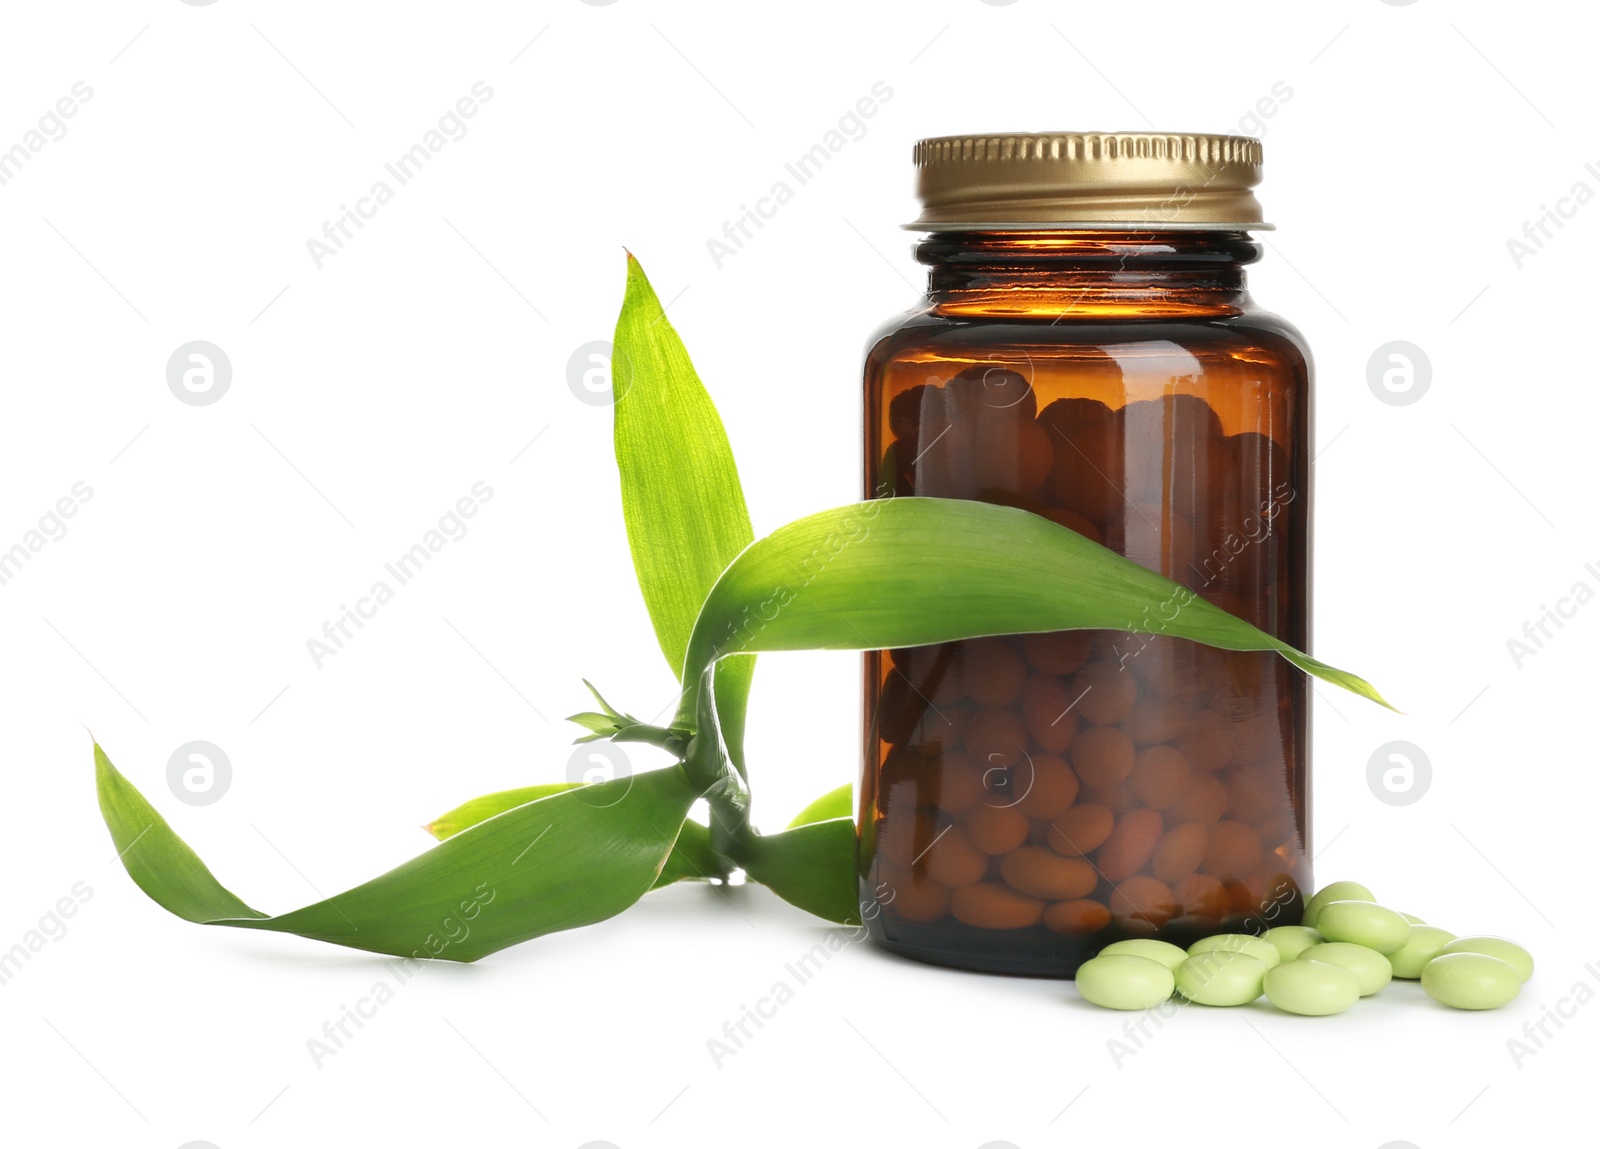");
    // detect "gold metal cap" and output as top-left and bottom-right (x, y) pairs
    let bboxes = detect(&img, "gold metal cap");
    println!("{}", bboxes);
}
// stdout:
(908, 132), (1272, 231)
